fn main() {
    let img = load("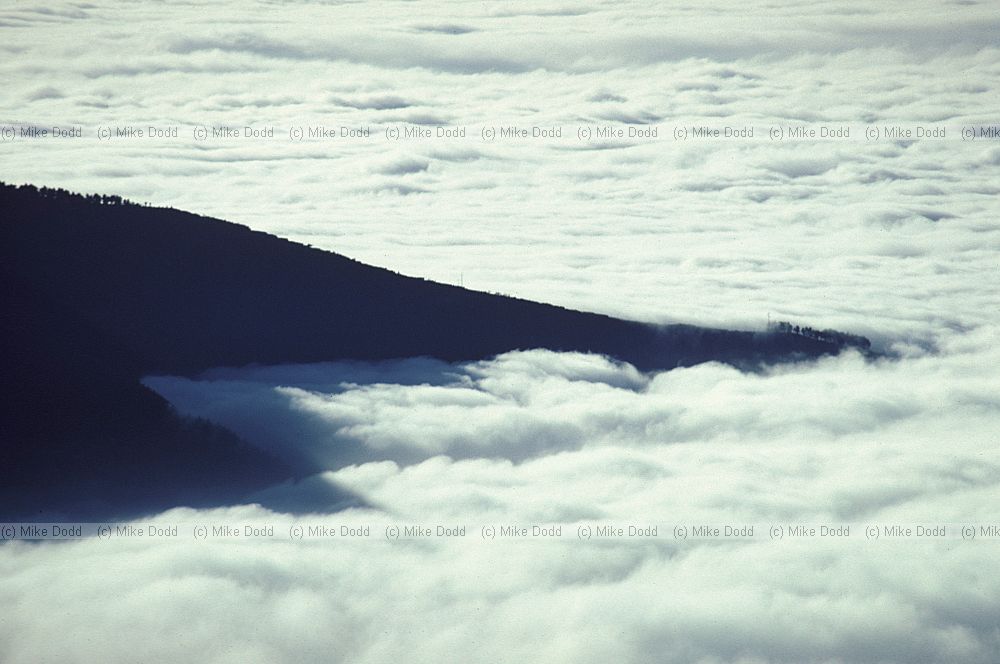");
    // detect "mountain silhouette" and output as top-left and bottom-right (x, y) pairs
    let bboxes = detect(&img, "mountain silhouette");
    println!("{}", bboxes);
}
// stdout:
(0, 182), (868, 520)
